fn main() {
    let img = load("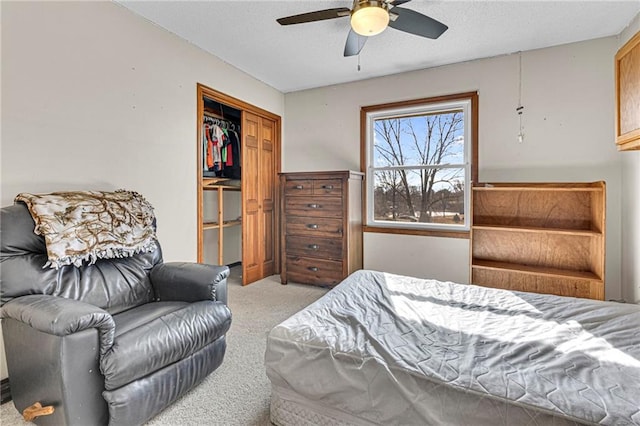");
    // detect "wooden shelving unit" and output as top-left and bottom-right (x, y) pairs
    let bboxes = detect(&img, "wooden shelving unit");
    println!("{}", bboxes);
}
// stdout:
(202, 178), (241, 265)
(470, 182), (605, 300)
